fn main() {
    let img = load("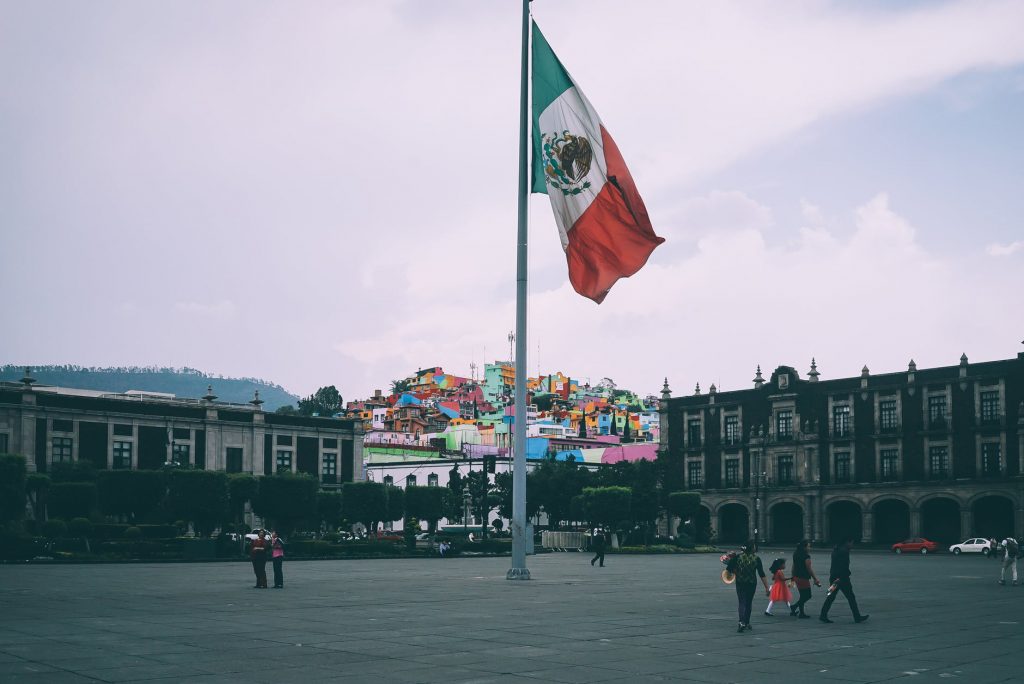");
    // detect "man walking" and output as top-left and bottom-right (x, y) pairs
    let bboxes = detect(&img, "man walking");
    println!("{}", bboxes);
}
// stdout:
(820, 537), (869, 624)
(998, 536), (1018, 586)
(590, 528), (606, 567)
